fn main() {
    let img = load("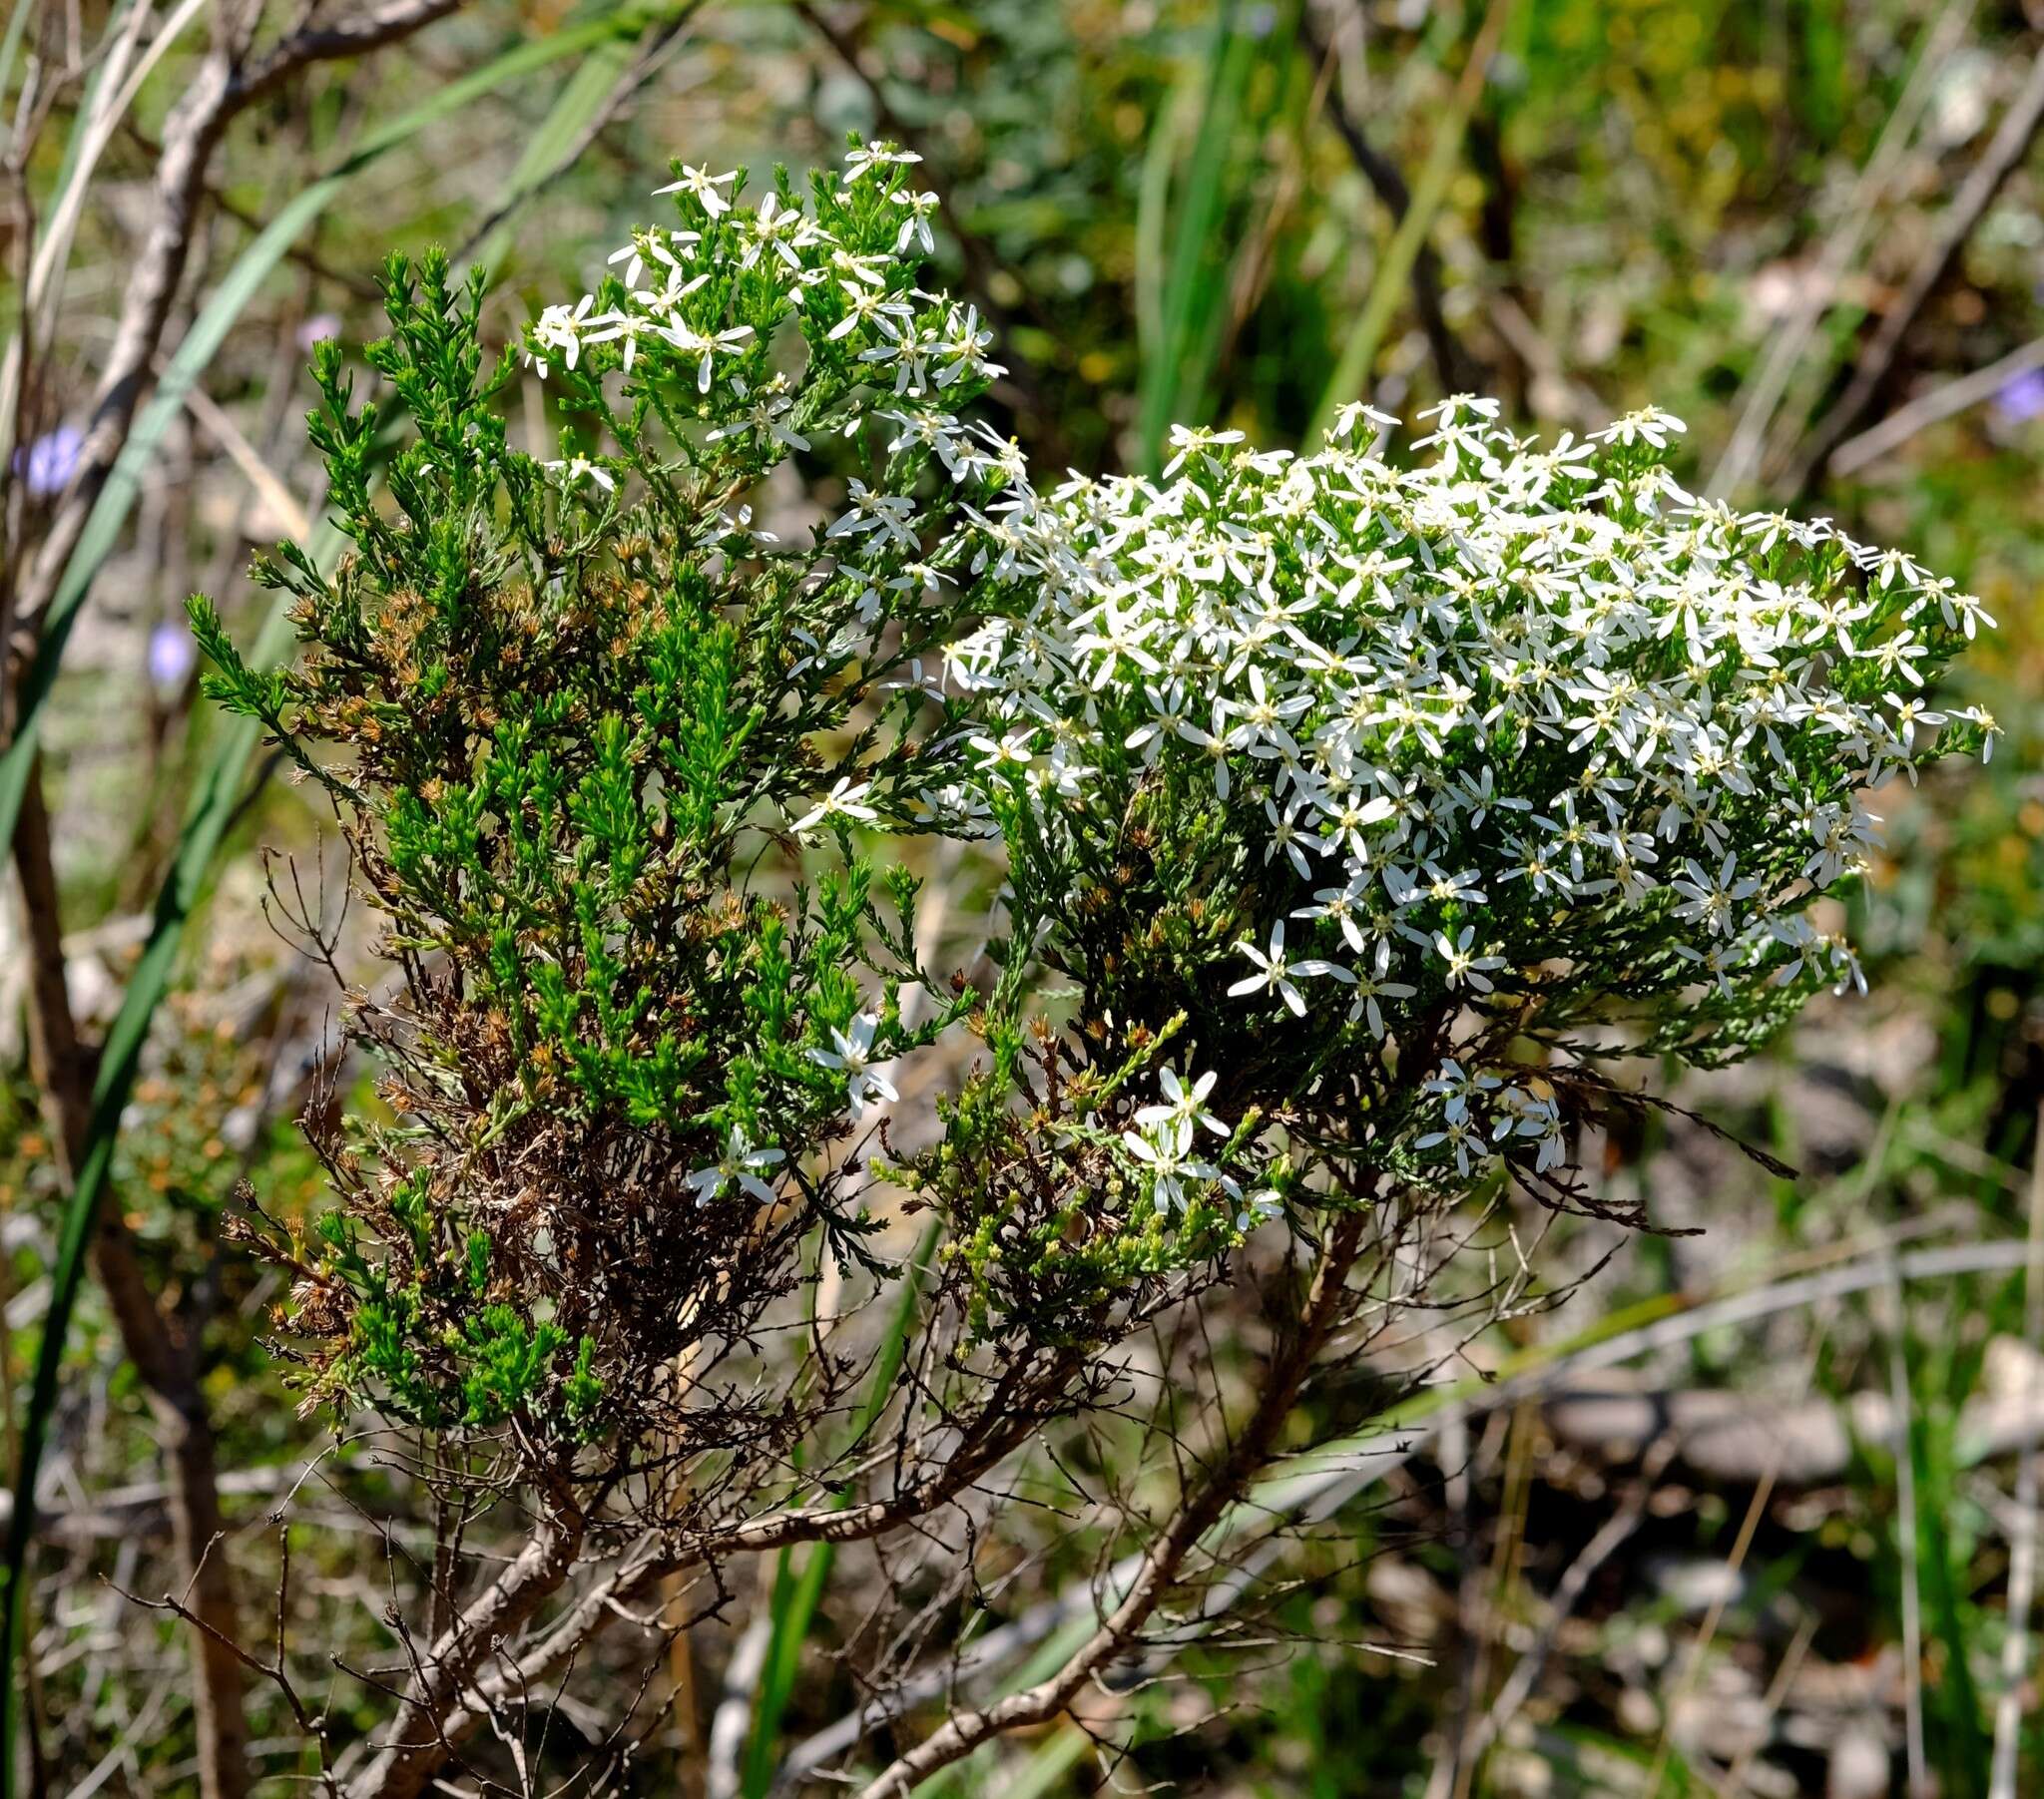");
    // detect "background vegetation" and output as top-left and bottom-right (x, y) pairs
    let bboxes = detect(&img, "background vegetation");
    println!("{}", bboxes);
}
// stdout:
(3, 0), (2044, 1794)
